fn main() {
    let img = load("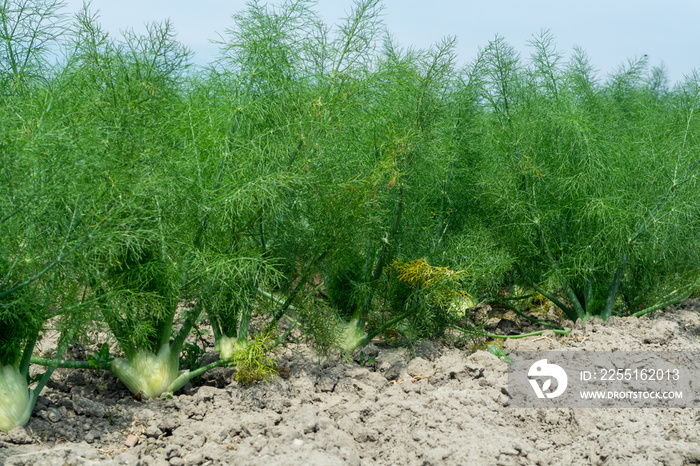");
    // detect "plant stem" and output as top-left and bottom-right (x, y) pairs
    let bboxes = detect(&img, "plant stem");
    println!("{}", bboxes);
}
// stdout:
(601, 255), (627, 320)
(184, 356), (235, 380)
(362, 303), (418, 344)
(206, 306), (223, 345)
(30, 357), (93, 369)
(267, 248), (330, 328)
(632, 276), (700, 318)
(236, 303), (252, 346)
(491, 297), (566, 330)
(450, 325), (570, 340)
(30, 329), (74, 407)
(272, 316), (300, 347)
(19, 328), (40, 377)
(515, 264), (577, 321)
(170, 299), (205, 356)
(359, 184), (405, 321)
